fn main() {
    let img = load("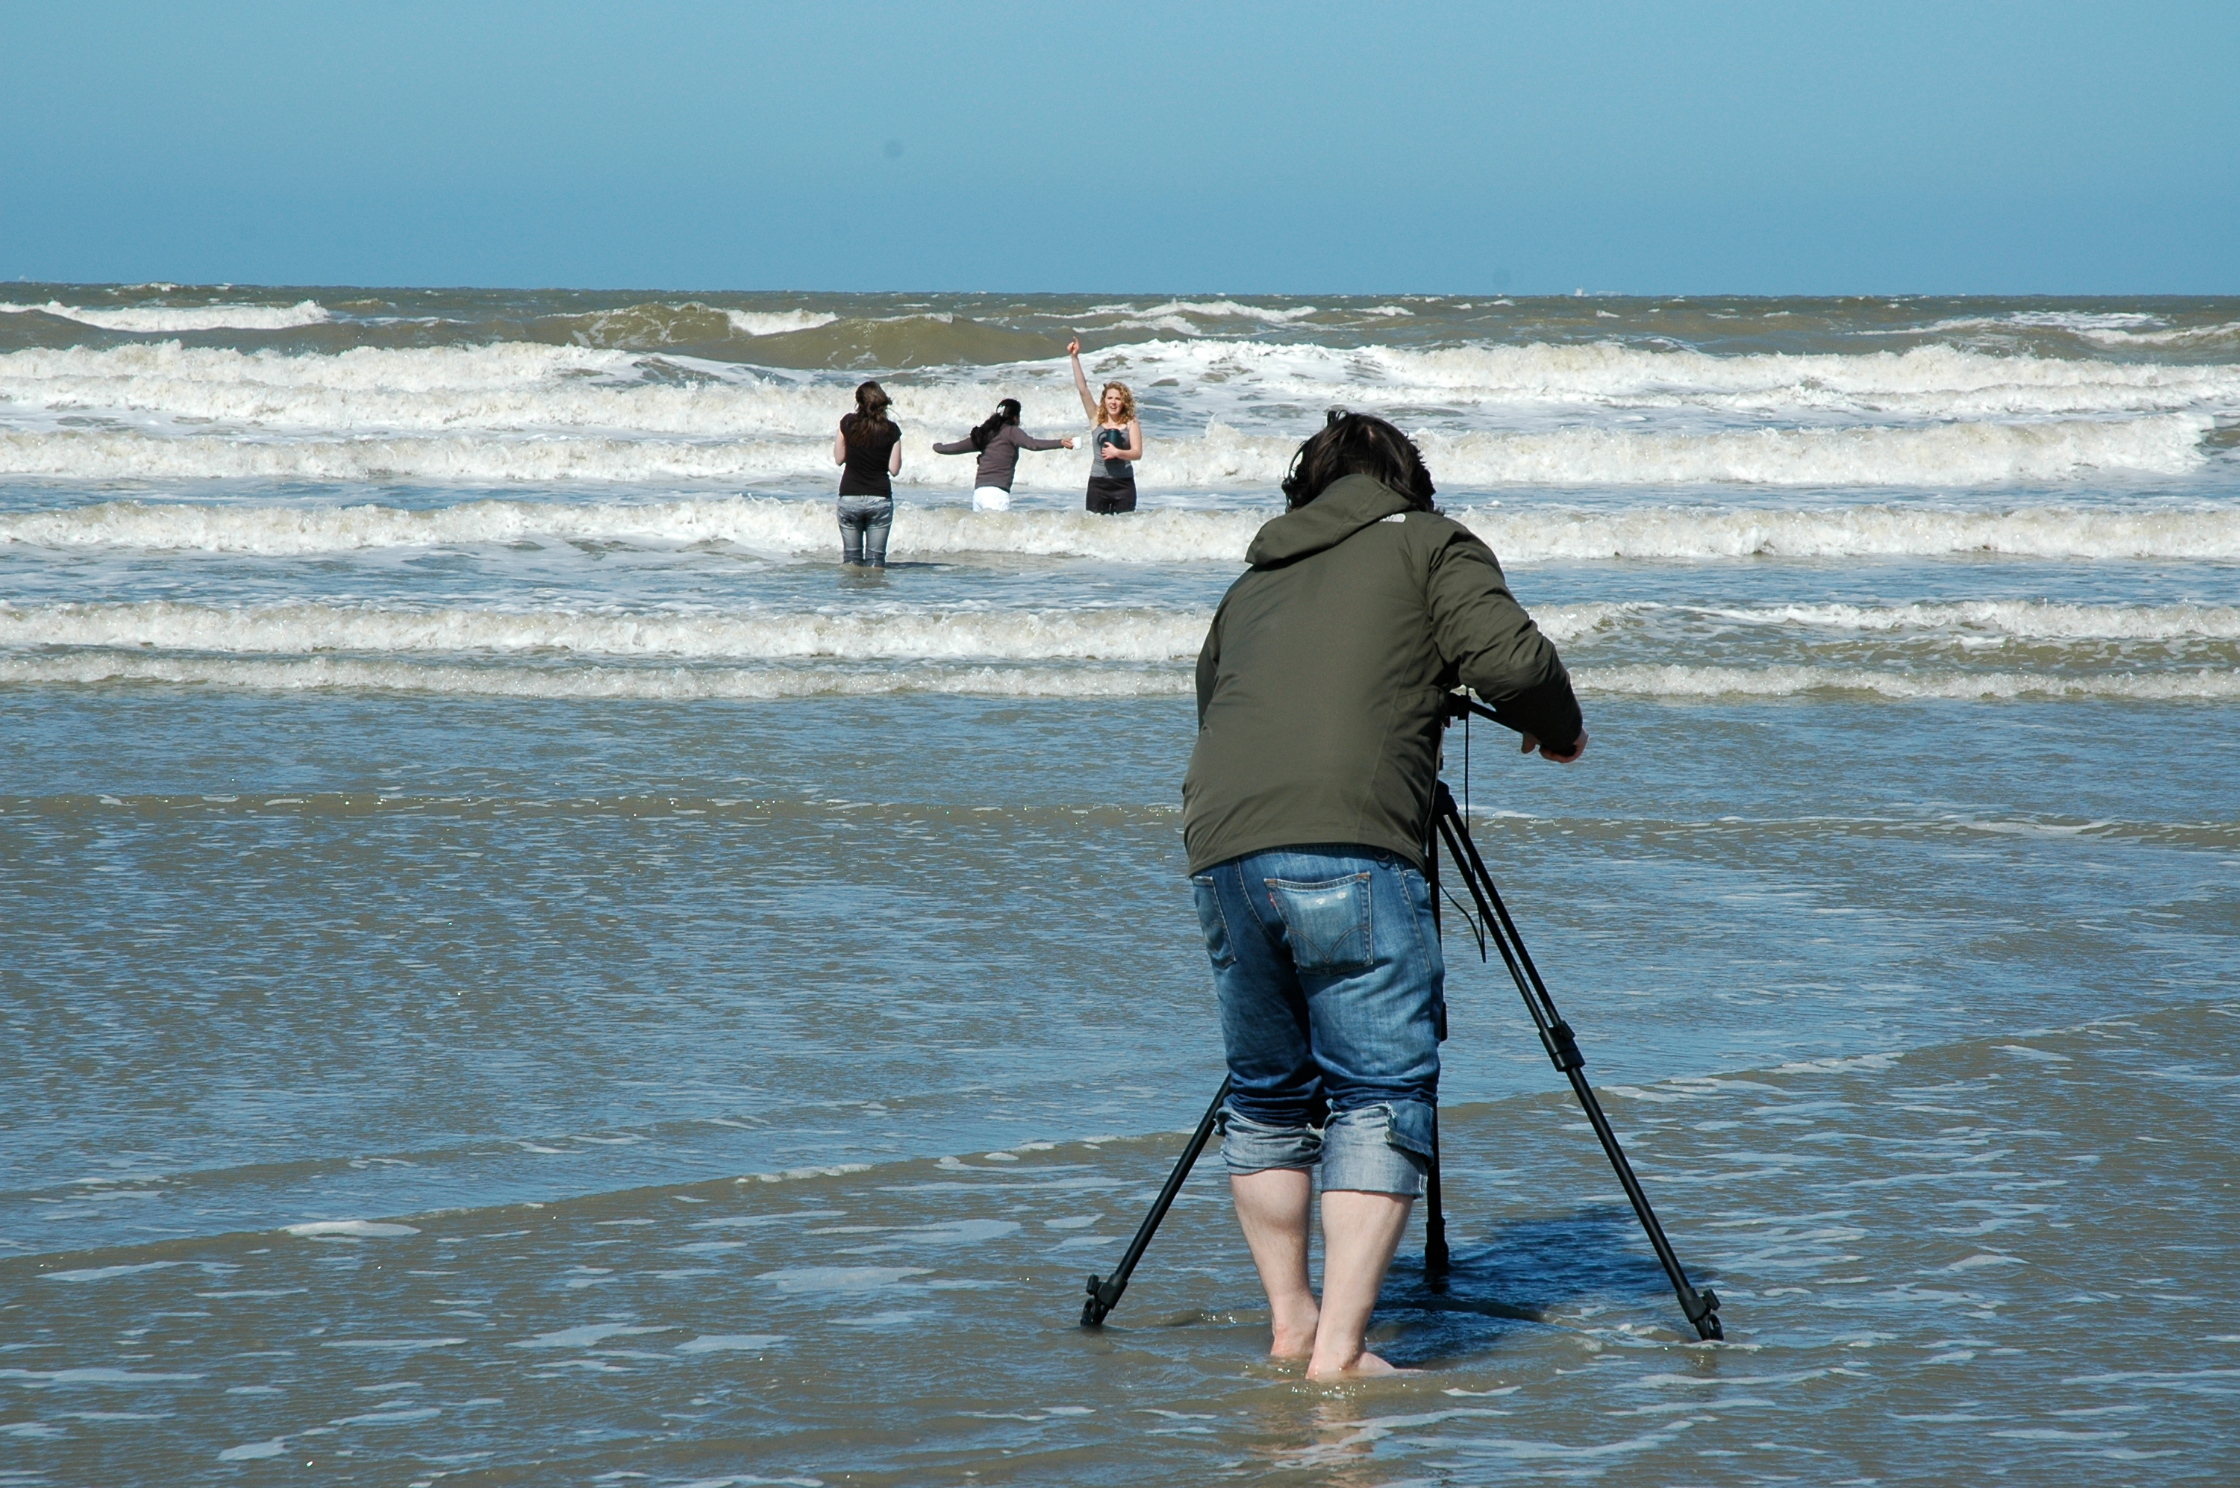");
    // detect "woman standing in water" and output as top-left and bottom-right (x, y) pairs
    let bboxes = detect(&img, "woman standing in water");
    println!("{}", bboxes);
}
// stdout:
(833, 380), (902, 567)
(932, 398), (1075, 511)
(1069, 339), (1143, 514)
